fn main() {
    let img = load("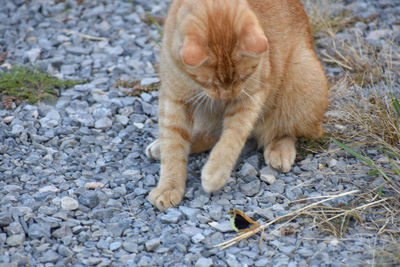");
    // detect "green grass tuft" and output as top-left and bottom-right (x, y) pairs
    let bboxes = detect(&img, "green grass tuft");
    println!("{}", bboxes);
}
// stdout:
(0, 65), (85, 108)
